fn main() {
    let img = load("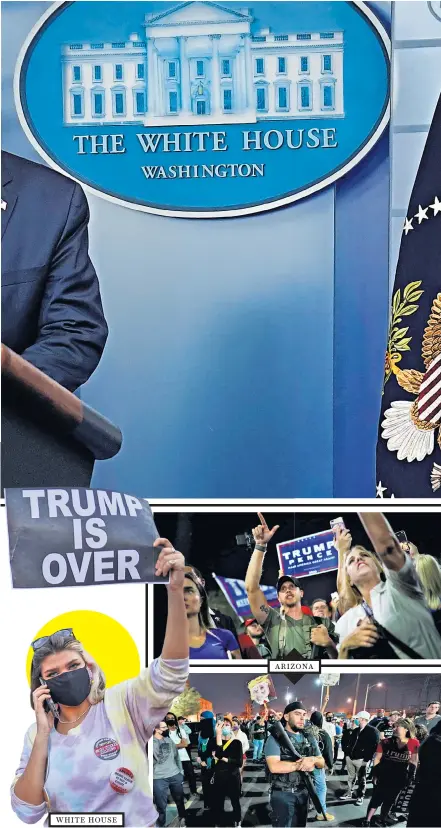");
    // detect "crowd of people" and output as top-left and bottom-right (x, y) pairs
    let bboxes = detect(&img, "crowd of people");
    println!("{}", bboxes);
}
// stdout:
(152, 700), (441, 827)
(179, 513), (441, 661)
